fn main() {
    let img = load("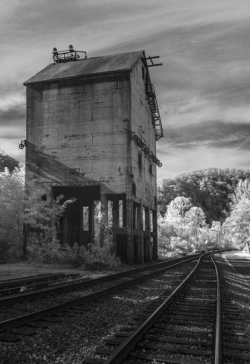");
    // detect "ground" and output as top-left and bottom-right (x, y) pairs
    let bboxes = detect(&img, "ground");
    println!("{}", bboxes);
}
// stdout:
(2, 251), (247, 282)
(0, 262), (118, 281)
(0, 259), (165, 281)
(222, 250), (250, 282)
